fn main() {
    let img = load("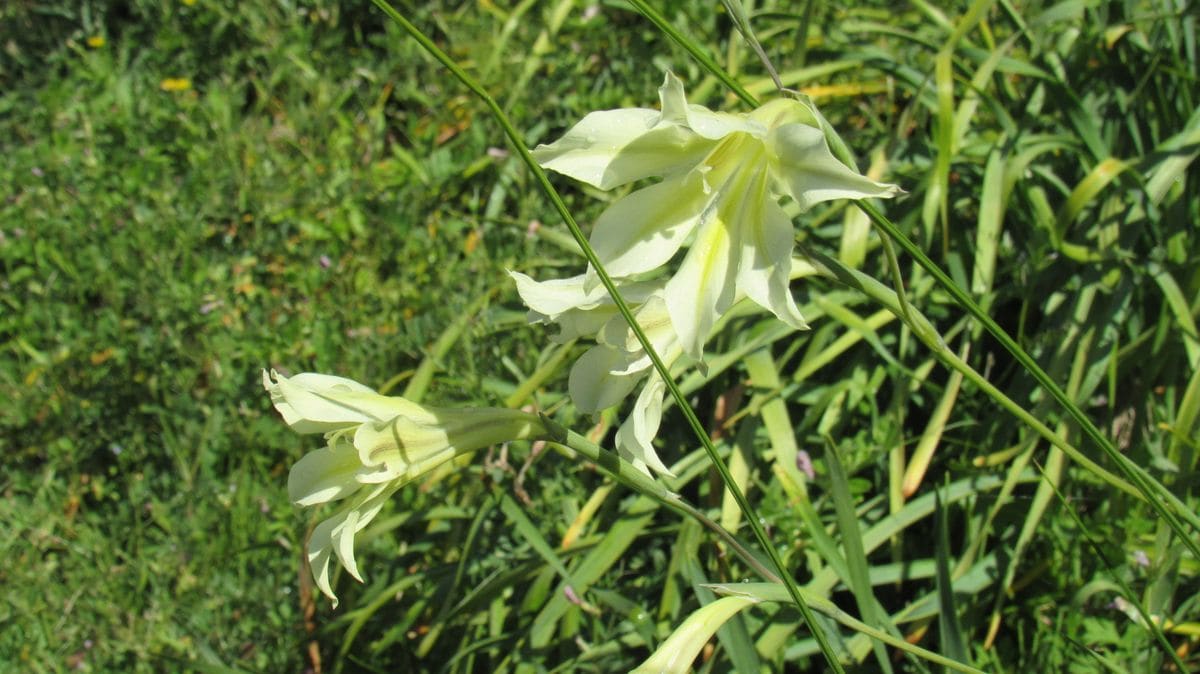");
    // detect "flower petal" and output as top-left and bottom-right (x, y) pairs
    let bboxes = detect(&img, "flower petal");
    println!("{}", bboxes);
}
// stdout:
(334, 508), (363, 582)
(533, 107), (711, 190)
(264, 369), (418, 434)
(568, 345), (641, 413)
(329, 484), (393, 585)
(508, 271), (608, 317)
(769, 123), (902, 211)
(631, 596), (759, 674)
(306, 515), (341, 606)
(597, 294), (681, 375)
(664, 183), (740, 361)
(615, 375), (674, 476)
(747, 97), (819, 130)
(352, 415), (451, 472)
(736, 169), (808, 330)
(659, 71), (765, 141)
(288, 439), (366, 506)
(588, 170), (710, 278)
(510, 271), (662, 342)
